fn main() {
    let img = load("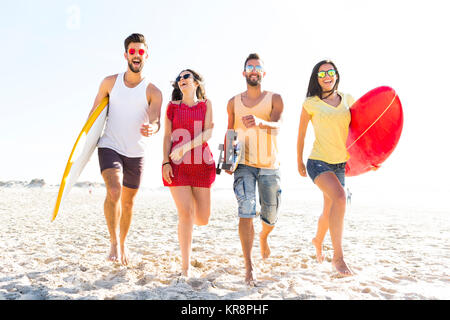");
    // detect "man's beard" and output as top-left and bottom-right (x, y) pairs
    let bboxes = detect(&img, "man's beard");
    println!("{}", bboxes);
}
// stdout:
(128, 60), (143, 73)
(246, 75), (261, 87)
